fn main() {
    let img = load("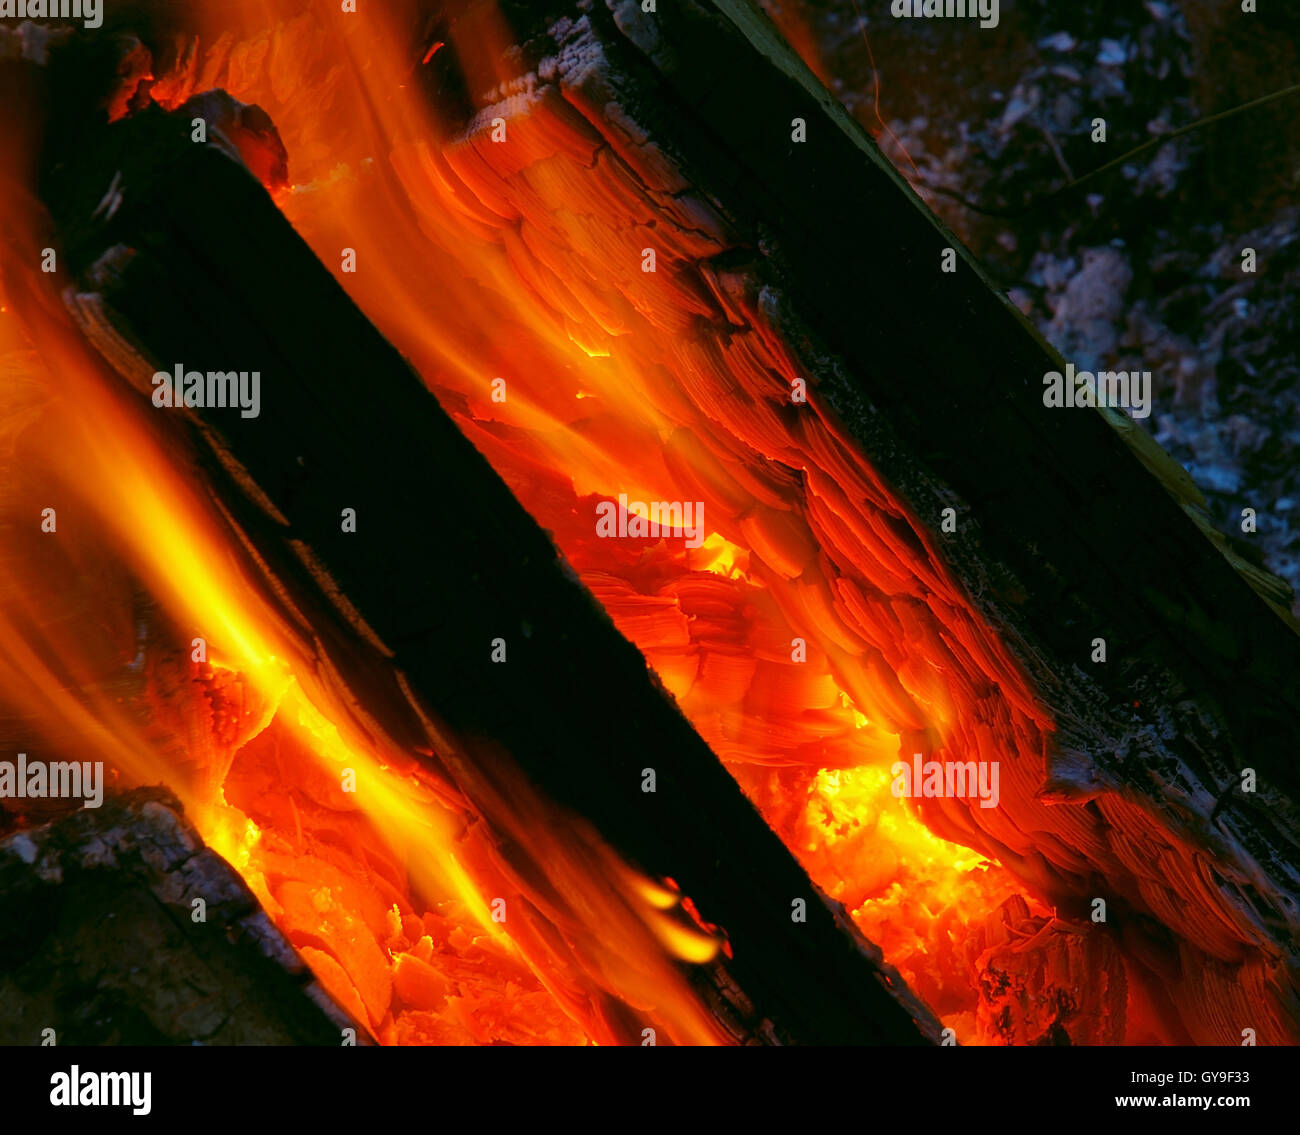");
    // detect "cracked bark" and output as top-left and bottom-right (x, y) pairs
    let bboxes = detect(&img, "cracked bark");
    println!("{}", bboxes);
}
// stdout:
(0, 788), (368, 1045)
